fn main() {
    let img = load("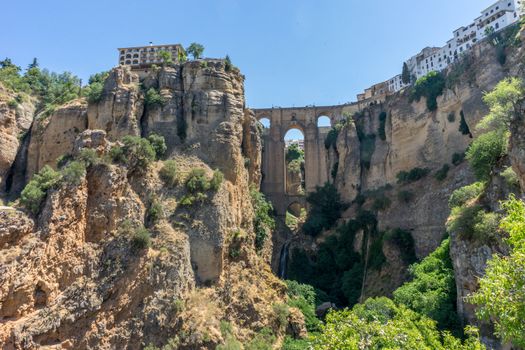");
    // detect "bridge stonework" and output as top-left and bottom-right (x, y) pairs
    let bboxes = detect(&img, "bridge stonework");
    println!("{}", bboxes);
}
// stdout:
(253, 104), (361, 216)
